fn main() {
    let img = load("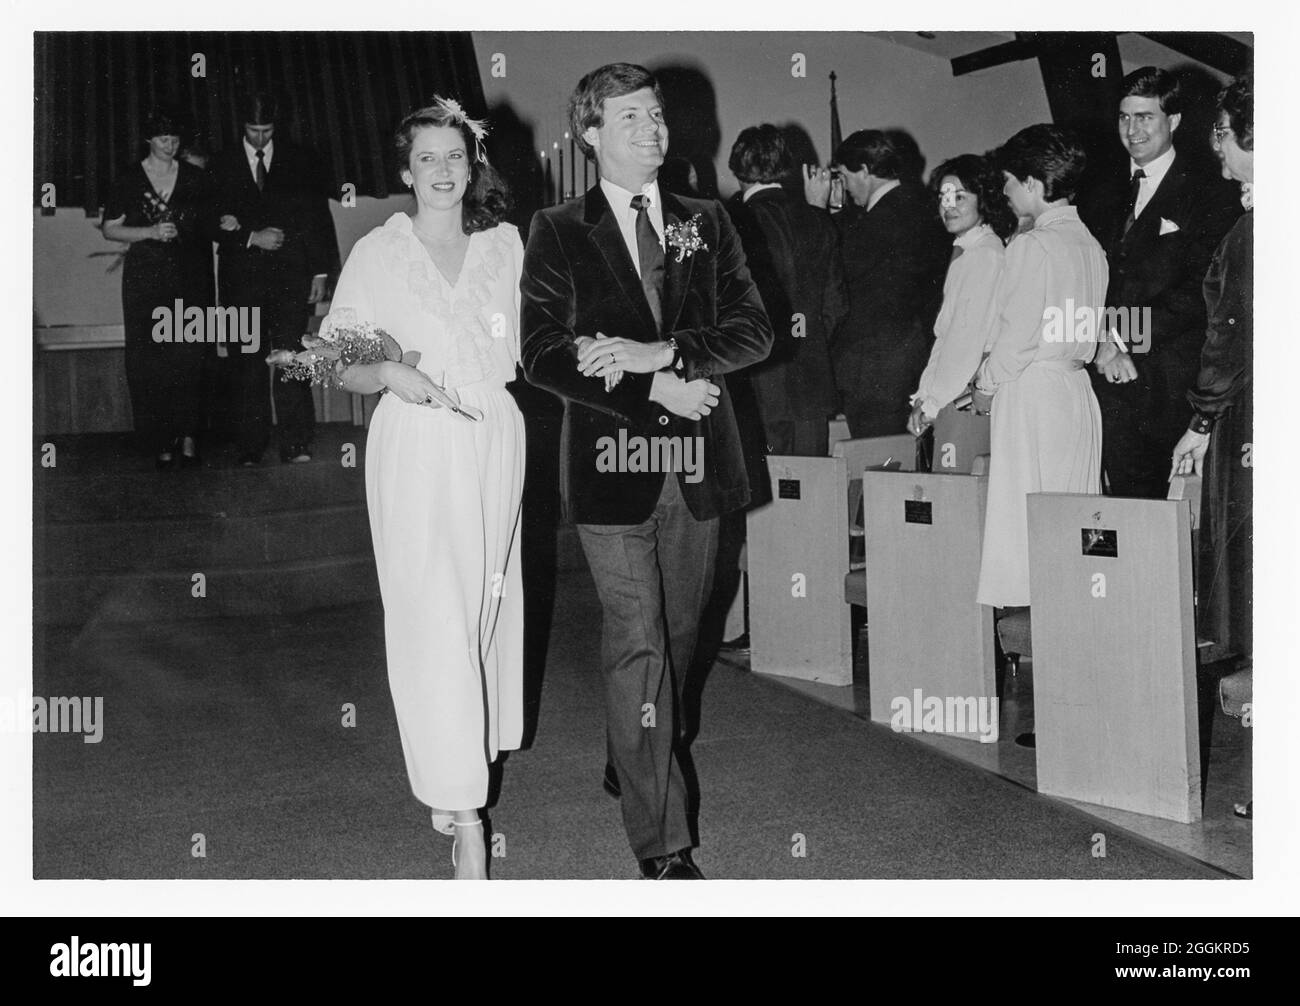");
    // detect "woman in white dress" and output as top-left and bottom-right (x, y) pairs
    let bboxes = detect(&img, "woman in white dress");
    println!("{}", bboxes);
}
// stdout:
(326, 98), (525, 879)
(973, 125), (1110, 608)
(907, 153), (1017, 437)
